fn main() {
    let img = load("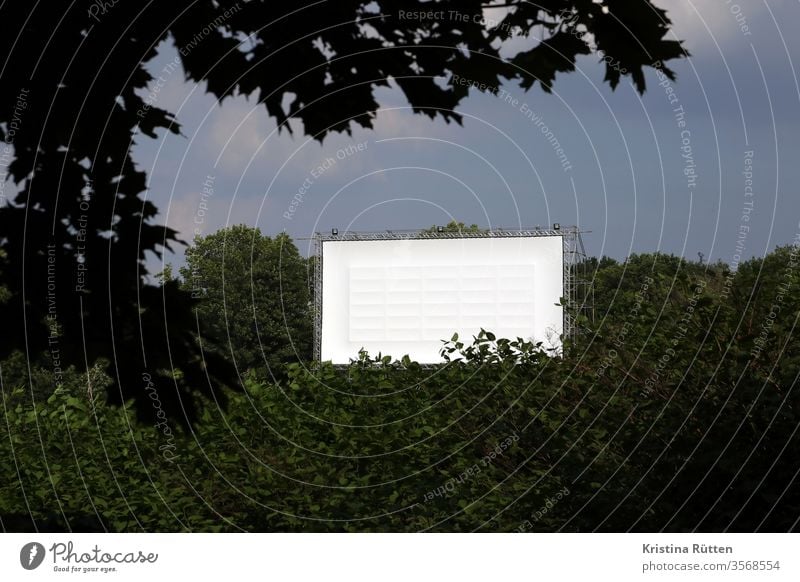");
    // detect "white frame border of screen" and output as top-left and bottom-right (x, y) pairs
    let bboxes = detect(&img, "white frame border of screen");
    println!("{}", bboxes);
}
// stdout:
(312, 227), (582, 363)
